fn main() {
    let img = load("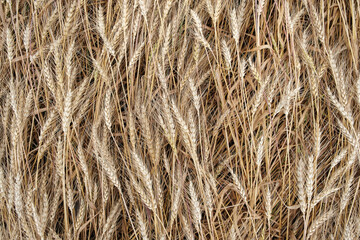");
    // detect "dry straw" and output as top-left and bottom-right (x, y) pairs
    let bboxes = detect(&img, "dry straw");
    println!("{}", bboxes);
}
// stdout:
(1, 0), (359, 239)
